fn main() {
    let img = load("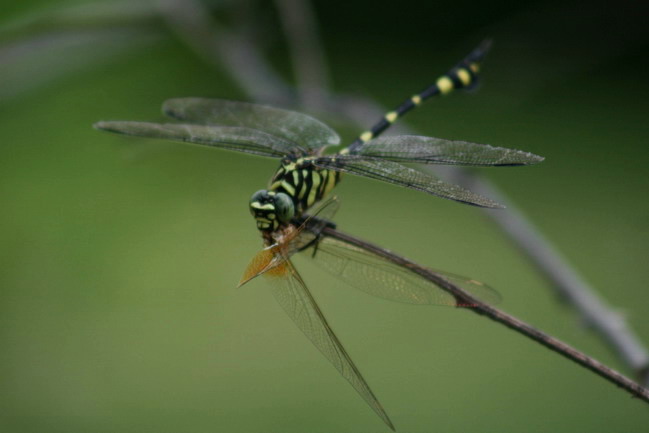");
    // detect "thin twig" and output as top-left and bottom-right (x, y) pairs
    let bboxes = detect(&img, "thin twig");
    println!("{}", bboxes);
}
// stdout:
(263, 1), (649, 383)
(459, 170), (649, 384)
(326, 85), (649, 382)
(274, 0), (330, 110)
(156, 0), (295, 105)
(0, 28), (158, 102)
(322, 226), (649, 403)
(0, 0), (158, 43)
